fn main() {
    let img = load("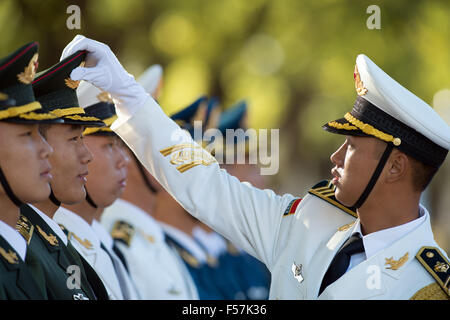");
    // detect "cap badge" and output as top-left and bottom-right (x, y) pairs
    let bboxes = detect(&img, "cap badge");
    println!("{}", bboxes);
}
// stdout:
(17, 53), (39, 84)
(64, 61), (85, 89)
(97, 91), (114, 103)
(354, 64), (368, 96)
